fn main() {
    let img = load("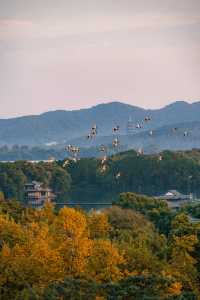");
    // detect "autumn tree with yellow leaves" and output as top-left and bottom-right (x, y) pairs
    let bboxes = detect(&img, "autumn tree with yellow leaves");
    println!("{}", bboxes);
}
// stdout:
(0, 197), (200, 300)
